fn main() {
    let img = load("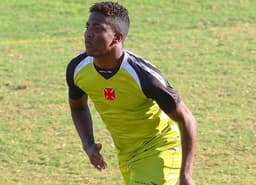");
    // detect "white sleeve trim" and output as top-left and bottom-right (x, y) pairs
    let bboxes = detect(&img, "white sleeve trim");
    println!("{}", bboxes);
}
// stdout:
(73, 56), (93, 80)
